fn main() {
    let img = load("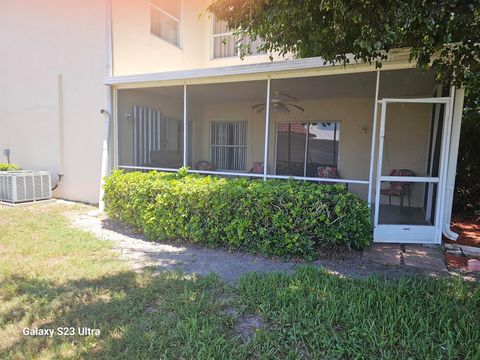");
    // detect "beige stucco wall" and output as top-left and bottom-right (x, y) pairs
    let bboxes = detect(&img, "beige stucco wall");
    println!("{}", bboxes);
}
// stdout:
(0, 0), (107, 204)
(111, 0), (281, 76)
(117, 89), (184, 167)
